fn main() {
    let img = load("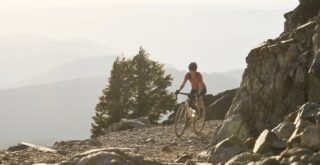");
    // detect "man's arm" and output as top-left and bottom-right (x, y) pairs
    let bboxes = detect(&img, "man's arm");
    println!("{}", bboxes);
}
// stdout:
(179, 79), (187, 91)
(178, 73), (189, 91)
